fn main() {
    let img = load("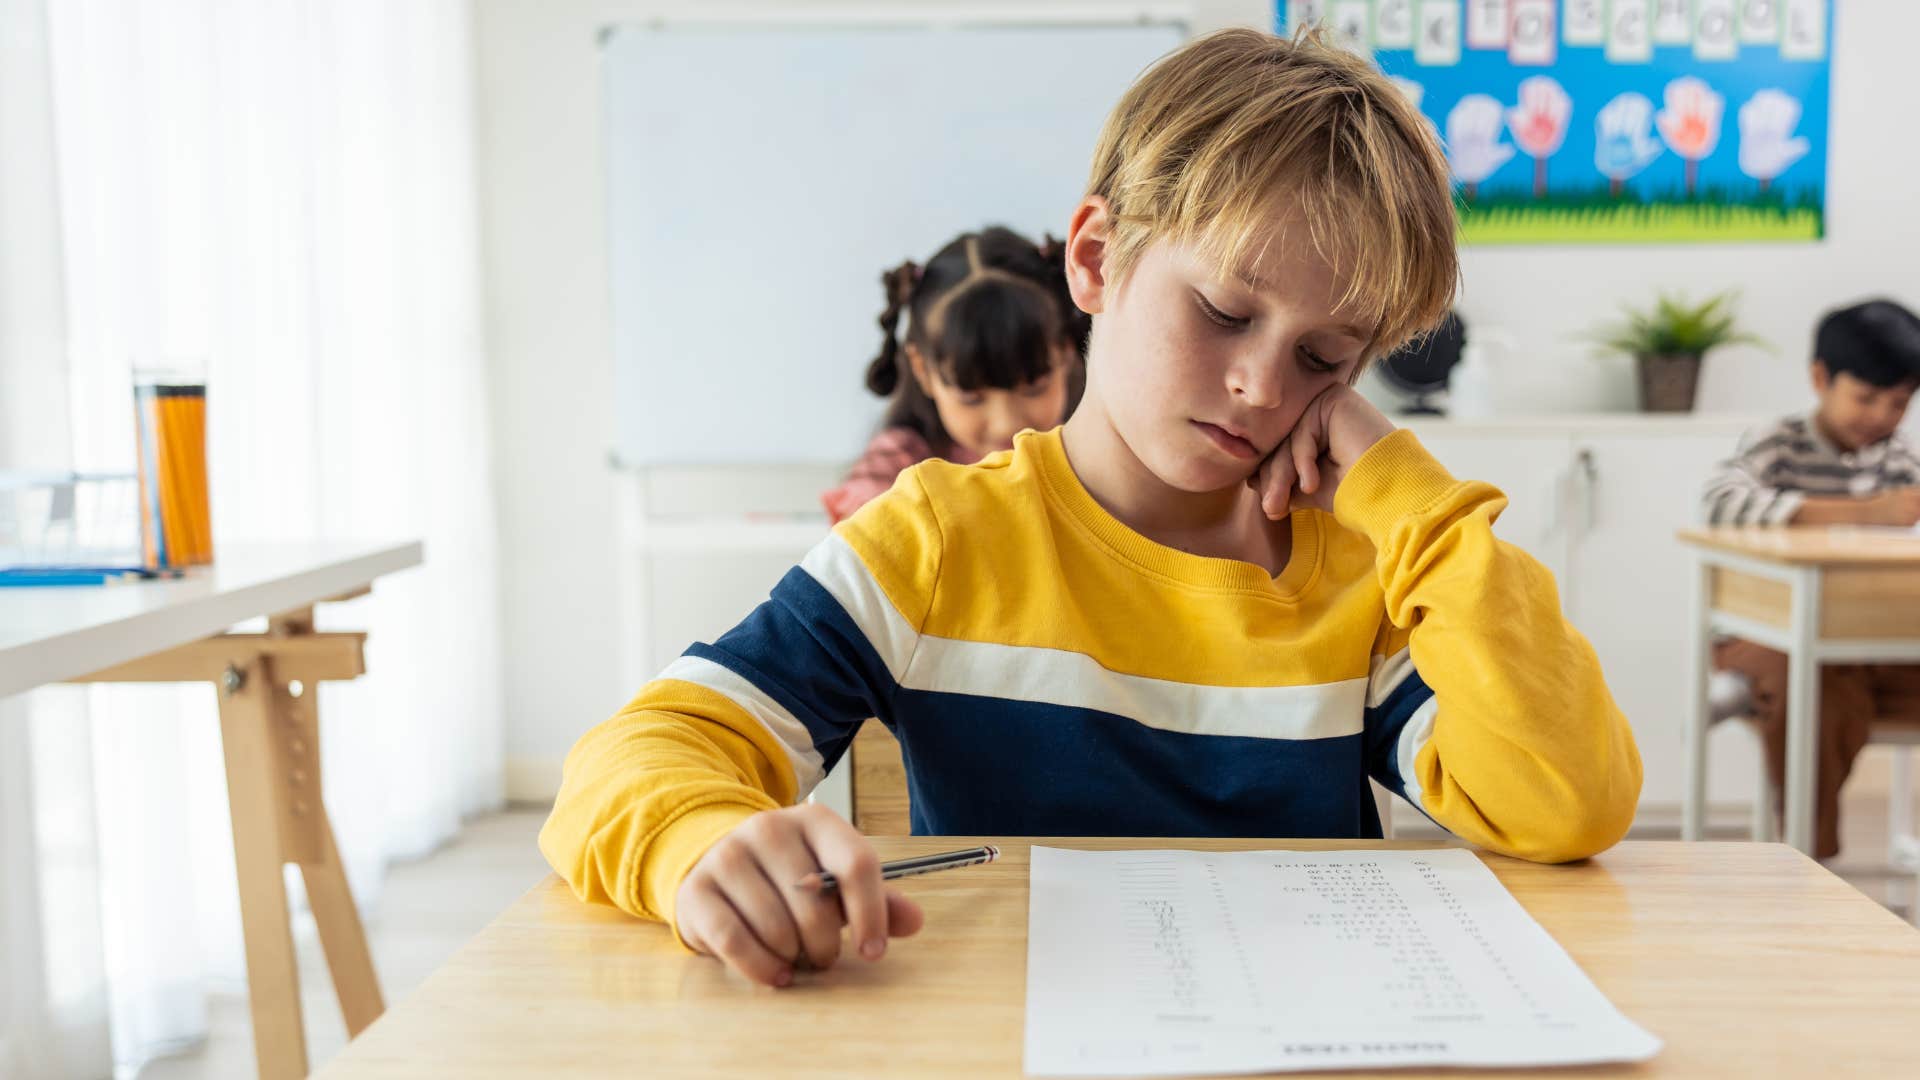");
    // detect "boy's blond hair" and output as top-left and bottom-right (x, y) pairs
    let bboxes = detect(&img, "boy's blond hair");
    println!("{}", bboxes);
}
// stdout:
(1086, 27), (1459, 358)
